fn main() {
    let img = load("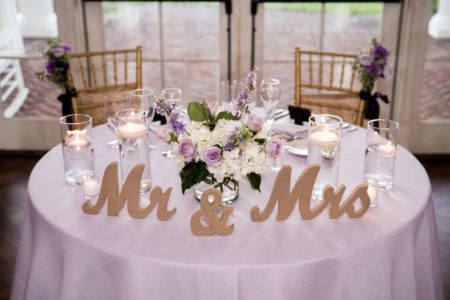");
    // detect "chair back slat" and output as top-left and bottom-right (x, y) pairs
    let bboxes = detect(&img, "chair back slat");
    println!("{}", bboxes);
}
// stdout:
(78, 58), (88, 89)
(308, 53), (313, 85)
(339, 57), (346, 89)
(319, 53), (323, 89)
(102, 54), (107, 87)
(124, 52), (128, 86)
(113, 53), (118, 88)
(88, 56), (97, 88)
(329, 56), (335, 88)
